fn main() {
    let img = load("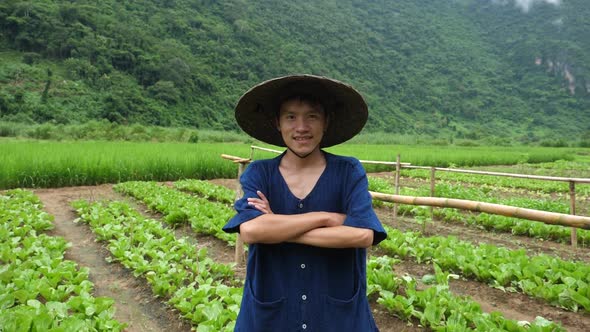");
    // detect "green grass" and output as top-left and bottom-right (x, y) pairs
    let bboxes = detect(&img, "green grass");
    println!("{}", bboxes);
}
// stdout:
(250, 143), (576, 169)
(327, 144), (576, 171)
(0, 139), (580, 189)
(0, 141), (253, 189)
